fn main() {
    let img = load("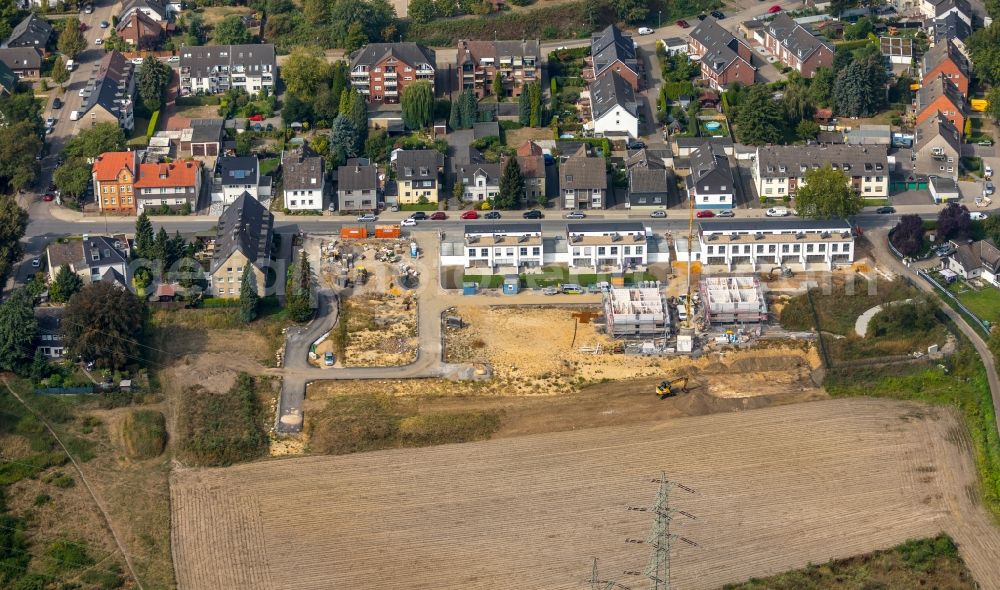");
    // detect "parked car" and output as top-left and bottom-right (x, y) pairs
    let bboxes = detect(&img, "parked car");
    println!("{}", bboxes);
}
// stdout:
(987, 182), (995, 195)
(324, 352), (335, 366)
(131, 57), (144, 65)
(42, 194), (55, 202)
(561, 283), (584, 294)
(52, 98), (62, 109)
(484, 211), (502, 219)
(84, 3), (93, 12)
(970, 212), (989, 221)
(100, 20), (109, 28)
(875, 206), (896, 214)
(978, 139), (993, 146)
(401, 217), (417, 227)
(430, 211), (448, 220)
(565, 211), (586, 219)
(676, 19), (690, 27)
(650, 210), (667, 218)
(696, 210), (715, 218)
(523, 209), (544, 219)
(768, 4), (782, 12)
(461, 210), (479, 220)
(31, 258), (39, 268)
(935, 245), (955, 257)
(626, 140), (646, 150)
(45, 117), (55, 128)
(716, 210), (735, 217)
(711, 9), (725, 18)
(357, 213), (378, 222)
(766, 207), (791, 217)
(167, 55), (179, 63)
(696, 14), (707, 20)
(78, 88), (87, 97)
(541, 287), (559, 295)
(638, 27), (654, 35)
(410, 211), (428, 220)
(95, 37), (103, 45)
(249, 114), (264, 122)
(985, 164), (993, 178)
